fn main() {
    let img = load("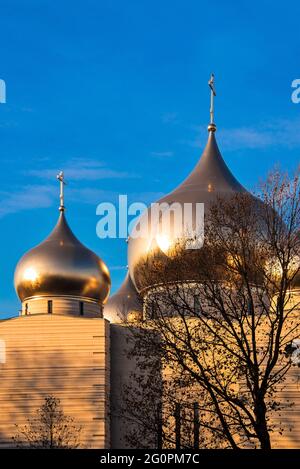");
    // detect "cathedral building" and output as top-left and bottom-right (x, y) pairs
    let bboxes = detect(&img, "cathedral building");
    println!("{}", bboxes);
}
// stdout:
(0, 78), (300, 449)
